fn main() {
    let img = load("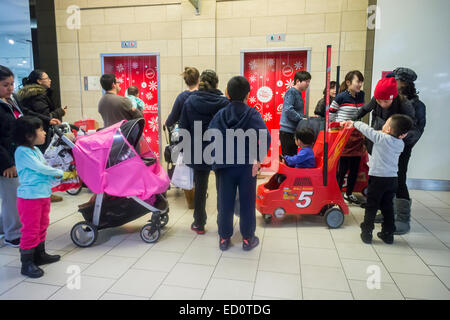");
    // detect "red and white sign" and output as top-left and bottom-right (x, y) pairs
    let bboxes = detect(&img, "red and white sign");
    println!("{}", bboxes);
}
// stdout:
(103, 55), (160, 158)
